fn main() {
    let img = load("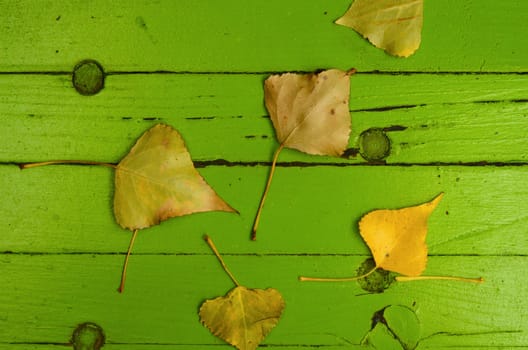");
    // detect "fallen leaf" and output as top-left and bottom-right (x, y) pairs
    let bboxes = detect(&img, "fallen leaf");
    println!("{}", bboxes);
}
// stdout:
(265, 69), (352, 156)
(200, 287), (284, 350)
(114, 124), (236, 230)
(300, 193), (483, 283)
(20, 124), (237, 292)
(200, 236), (285, 350)
(114, 124), (236, 291)
(336, 0), (423, 57)
(358, 193), (443, 276)
(252, 69), (352, 239)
